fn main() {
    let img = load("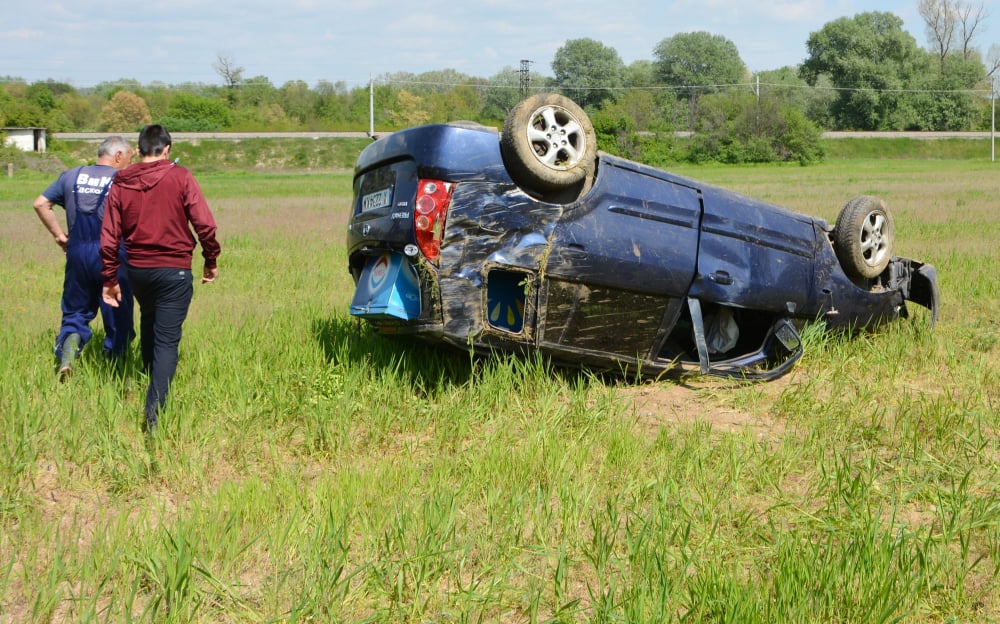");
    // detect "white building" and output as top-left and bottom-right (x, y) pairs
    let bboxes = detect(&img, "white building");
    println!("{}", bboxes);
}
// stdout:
(2, 127), (47, 152)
